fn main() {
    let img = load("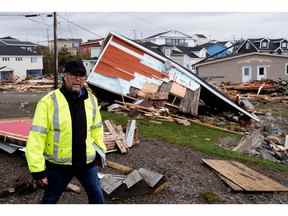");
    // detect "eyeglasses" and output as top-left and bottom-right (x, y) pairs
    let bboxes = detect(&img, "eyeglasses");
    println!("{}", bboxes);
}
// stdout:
(67, 74), (86, 80)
